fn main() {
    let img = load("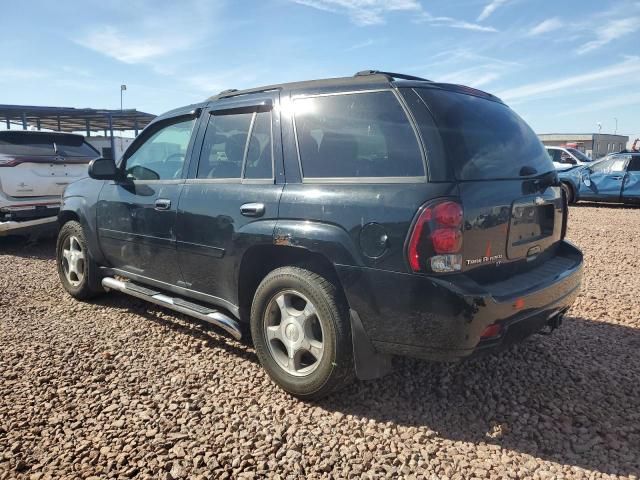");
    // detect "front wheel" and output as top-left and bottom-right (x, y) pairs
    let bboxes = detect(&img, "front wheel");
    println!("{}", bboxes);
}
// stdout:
(561, 182), (575, 204)
(250, 267), (354, 400)
(56, 221), (104, 300)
